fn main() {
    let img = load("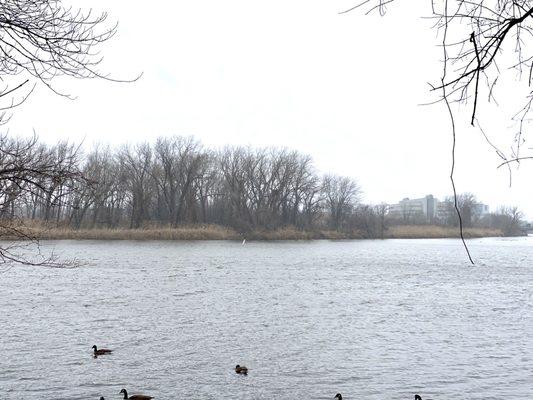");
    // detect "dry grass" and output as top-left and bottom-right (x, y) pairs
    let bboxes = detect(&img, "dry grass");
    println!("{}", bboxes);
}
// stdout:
(246, 227), (364, 240)
(26, 224), (240, 241)
(16, 223), (367, 241)
(1, 221), (504, 241)
(385, 225), (503, 239)
(31, 226), (365, 241)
